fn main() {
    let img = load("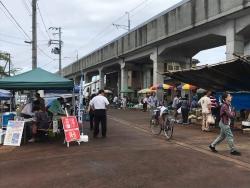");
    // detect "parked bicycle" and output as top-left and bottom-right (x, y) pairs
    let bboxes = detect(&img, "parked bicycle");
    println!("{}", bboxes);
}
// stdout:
(150, 106), (175, 140)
